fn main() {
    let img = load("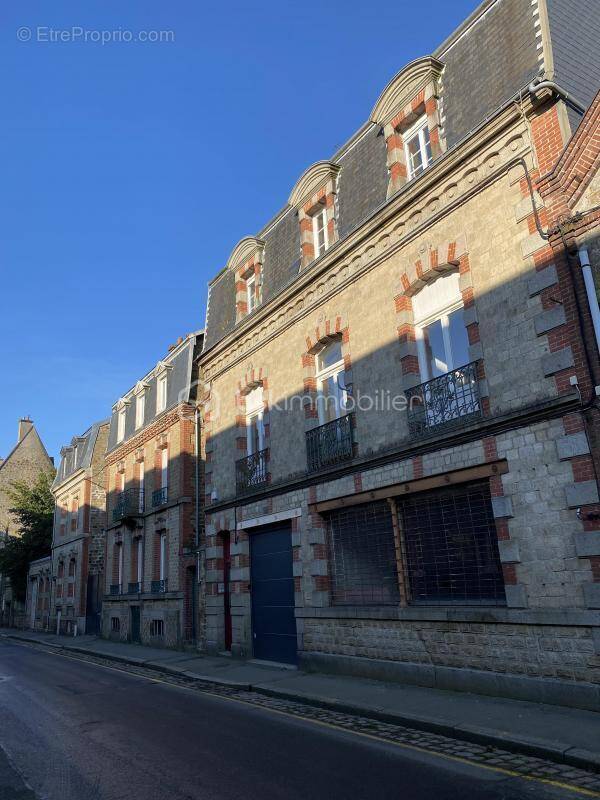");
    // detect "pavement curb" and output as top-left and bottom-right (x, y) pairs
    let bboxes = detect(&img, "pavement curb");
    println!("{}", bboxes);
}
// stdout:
(3, 632), (598, 774)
